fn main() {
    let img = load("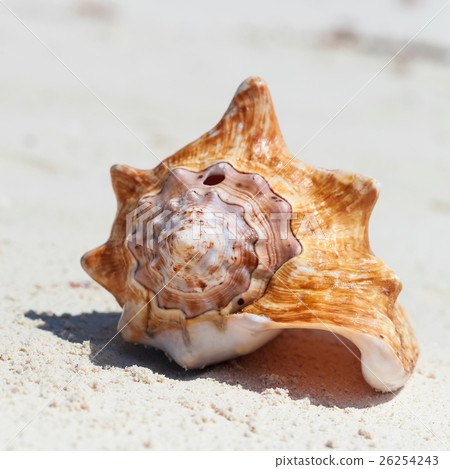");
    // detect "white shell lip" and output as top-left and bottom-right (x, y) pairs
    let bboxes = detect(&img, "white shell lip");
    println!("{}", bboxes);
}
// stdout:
(139, 314), (281, 369)
(136, 313), (408, 392)
(335, 328), (409, 392)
